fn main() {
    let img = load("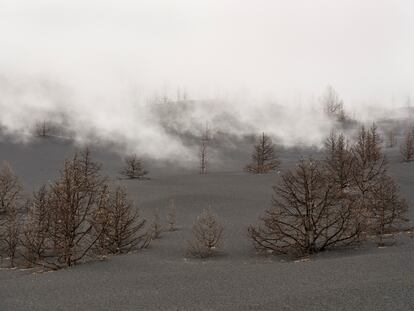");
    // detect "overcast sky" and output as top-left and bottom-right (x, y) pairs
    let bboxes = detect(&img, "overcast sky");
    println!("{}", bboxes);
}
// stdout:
(1, 0), (413, 101)
(0, 1), (413, 158)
